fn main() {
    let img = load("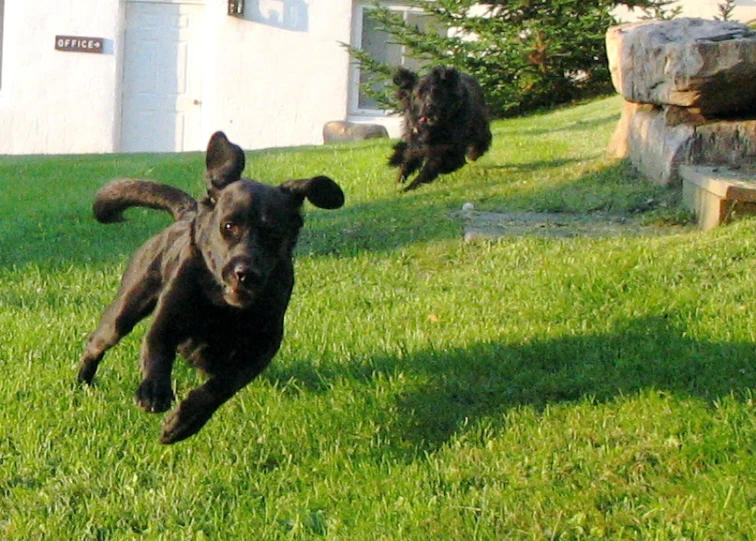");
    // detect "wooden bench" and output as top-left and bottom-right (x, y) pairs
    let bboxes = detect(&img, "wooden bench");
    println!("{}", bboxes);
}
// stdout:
(681, 165), (756, 230)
